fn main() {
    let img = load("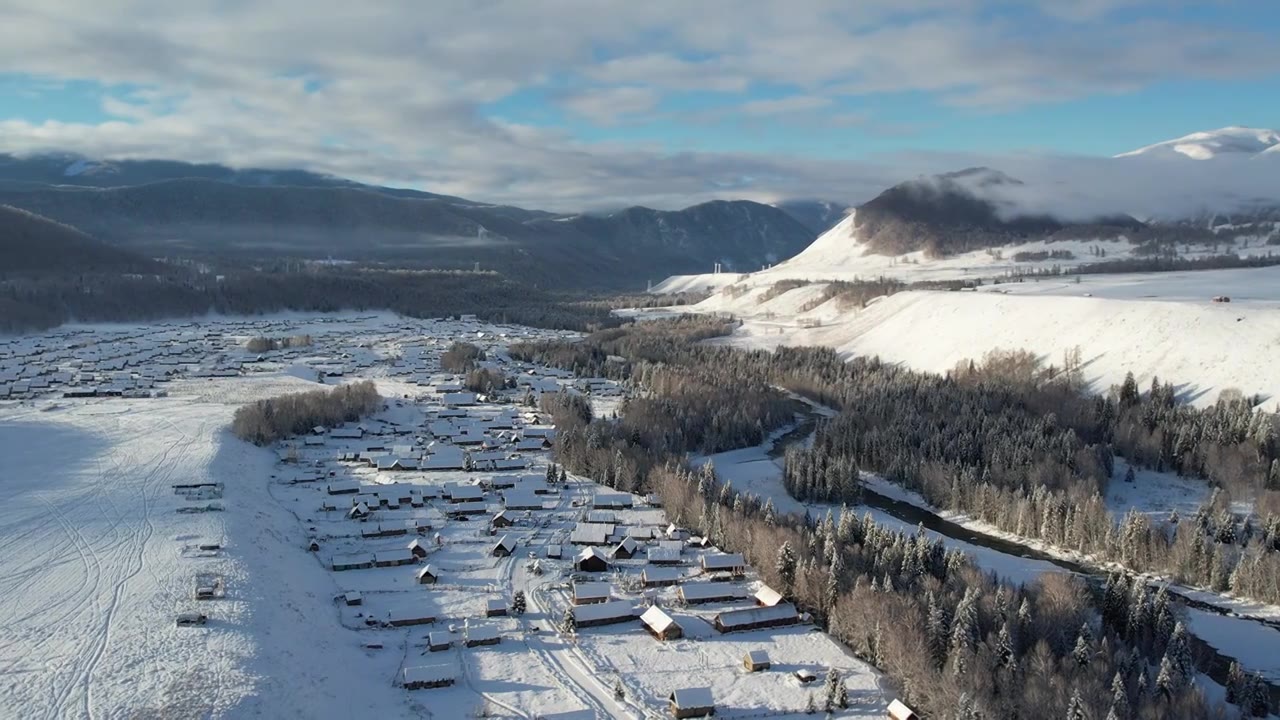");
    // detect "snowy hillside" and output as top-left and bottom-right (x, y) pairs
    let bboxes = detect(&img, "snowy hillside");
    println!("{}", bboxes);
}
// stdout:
(1115, 126), (1280, 160)
(668, 265), (1280, 408)
(652, 209), (1278, 295)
